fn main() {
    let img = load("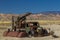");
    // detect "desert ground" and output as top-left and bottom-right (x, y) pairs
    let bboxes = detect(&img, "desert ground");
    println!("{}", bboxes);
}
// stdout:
(0, 24), (60, 40)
